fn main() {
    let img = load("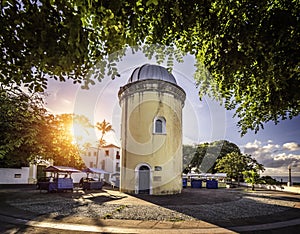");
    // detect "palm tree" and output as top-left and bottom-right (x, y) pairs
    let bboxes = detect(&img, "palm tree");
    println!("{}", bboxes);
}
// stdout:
(95, 120), (114, 168)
